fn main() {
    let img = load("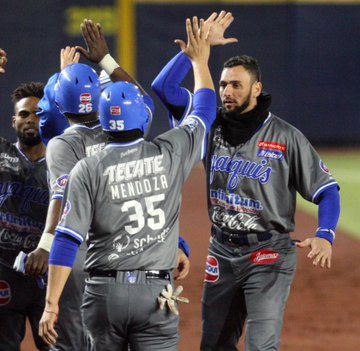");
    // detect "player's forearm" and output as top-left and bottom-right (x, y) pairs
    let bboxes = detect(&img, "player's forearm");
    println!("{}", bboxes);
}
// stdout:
(99, 54), (148, 96)
(151, 51), (191, 106)
(45, 265), (72, 306)
(43, 199), (63, 235)
(192, 62), (214, 92)
(316, 186), (340, 244)
(37, 199), (63, 252)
